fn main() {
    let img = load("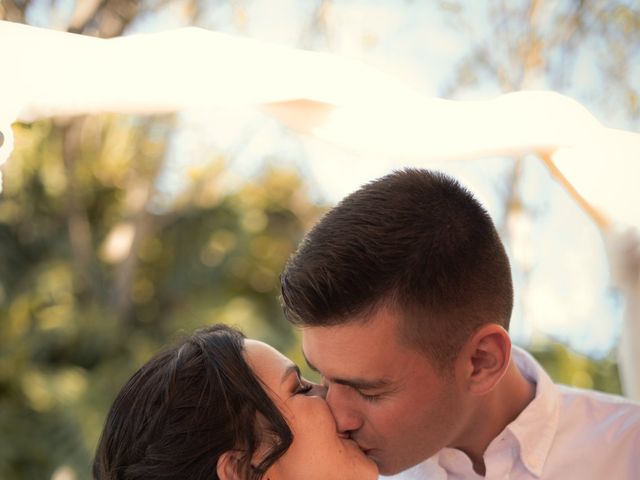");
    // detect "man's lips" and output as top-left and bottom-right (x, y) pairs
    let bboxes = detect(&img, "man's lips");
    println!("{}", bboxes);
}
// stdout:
(337, 432), (373, 454)
(348, 438), (373, 454)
